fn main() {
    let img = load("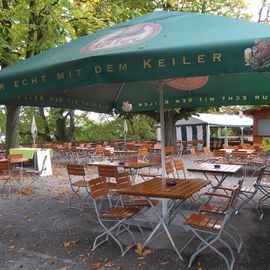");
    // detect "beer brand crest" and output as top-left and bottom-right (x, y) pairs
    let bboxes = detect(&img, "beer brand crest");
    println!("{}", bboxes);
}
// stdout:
(244, 39), (270, 68)
(81, 23), (161, 54)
